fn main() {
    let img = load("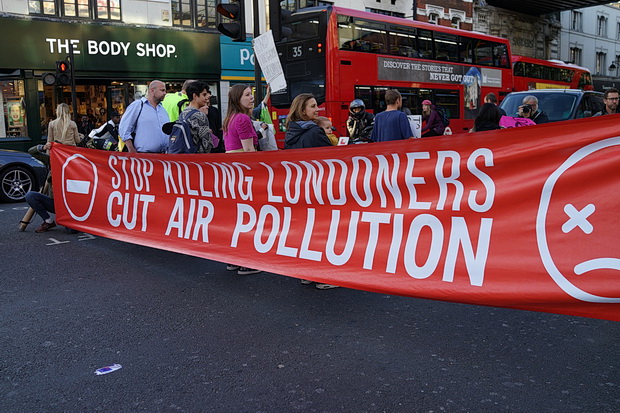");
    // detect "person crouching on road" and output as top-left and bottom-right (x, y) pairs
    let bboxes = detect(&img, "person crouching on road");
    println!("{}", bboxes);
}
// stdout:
(221, 84), (261, 276)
